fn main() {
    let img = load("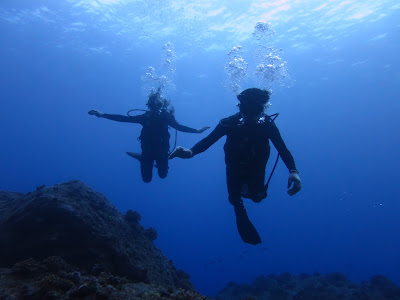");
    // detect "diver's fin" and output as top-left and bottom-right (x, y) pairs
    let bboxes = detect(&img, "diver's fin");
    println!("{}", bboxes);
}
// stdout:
(234, 204), (261, 245)
(126, 152), (142, 162)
